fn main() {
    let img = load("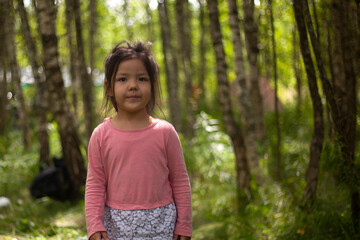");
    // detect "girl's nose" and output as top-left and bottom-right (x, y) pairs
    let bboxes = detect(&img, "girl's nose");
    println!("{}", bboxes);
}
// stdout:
(128, 78), (138, 90)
